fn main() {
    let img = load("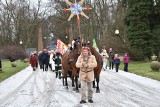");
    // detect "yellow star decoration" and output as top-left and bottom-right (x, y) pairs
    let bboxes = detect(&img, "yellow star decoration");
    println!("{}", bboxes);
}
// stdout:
(64, 0), (92, 23)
